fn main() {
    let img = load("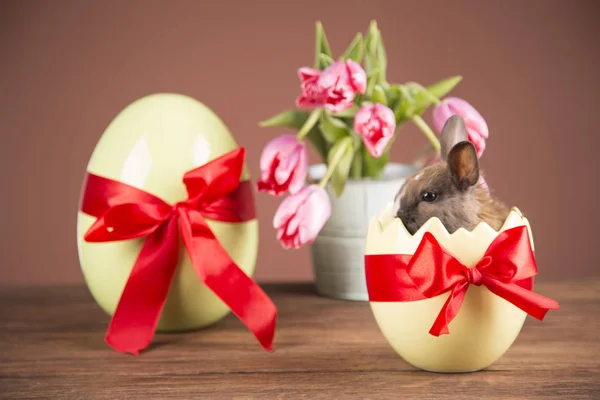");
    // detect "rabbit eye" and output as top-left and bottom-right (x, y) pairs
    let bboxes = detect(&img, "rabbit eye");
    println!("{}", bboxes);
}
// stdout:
(422, 192), (437, 202)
